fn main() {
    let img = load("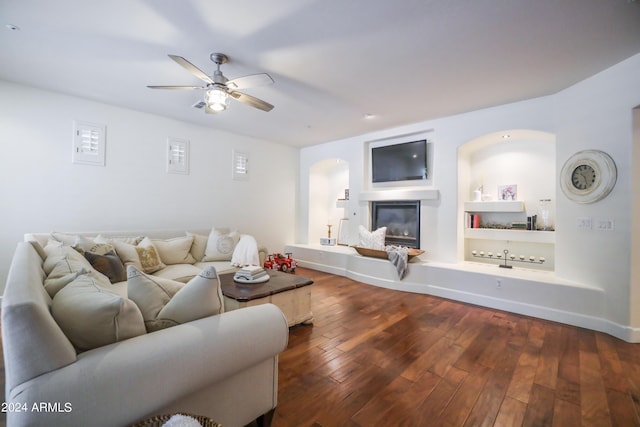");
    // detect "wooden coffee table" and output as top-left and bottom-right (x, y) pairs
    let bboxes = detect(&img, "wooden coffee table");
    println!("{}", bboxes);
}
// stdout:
(219, 270), (314, 327)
